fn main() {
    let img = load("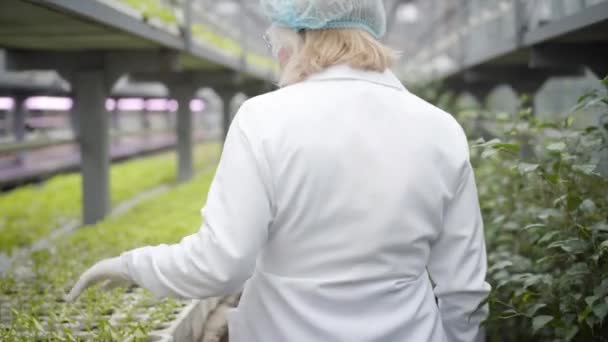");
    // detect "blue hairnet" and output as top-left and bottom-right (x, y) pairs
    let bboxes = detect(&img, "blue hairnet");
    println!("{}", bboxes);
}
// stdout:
(260, 0), (387, 39)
